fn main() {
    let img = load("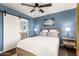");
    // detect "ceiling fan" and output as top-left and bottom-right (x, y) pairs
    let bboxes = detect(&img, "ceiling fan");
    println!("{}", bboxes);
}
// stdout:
(21, 3), (52, 13)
